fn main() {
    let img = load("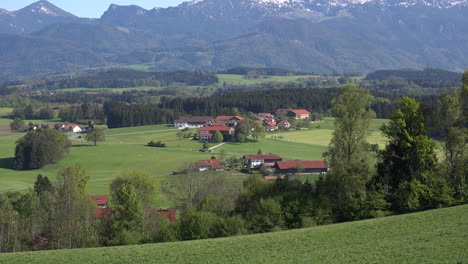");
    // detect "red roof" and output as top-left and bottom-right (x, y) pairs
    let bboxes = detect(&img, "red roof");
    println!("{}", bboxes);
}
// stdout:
(145, 209), (177, 222)
(196, 159), (224, 169)
(94, 208), (113, 219)
(244, 154), (283, 160)
(290, 109), (310, 115)
(198, 126), (233, 132)
(276, 160), (328, 170)
(215, 116), (244, 121)
(258, 113), (273, 117)
(91, 195), (109, 205)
